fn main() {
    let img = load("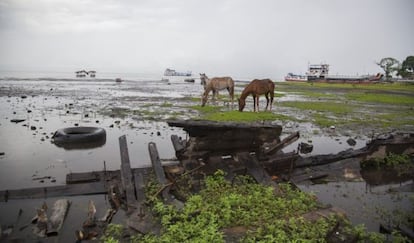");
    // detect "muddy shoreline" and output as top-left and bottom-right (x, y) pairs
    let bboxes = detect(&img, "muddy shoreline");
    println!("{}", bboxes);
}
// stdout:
(0, 77), (413, 241)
